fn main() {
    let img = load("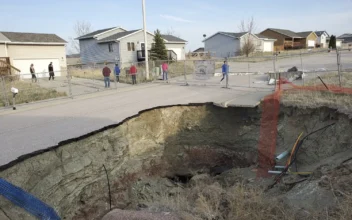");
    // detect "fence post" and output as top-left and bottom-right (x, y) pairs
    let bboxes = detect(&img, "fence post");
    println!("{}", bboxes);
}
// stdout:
(67, 69), (73, 98)
(336, 48), (342, 87)
(273, 55), (277, 90)
(300, 49), (305, 86)
(183, 60), (188, 86)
